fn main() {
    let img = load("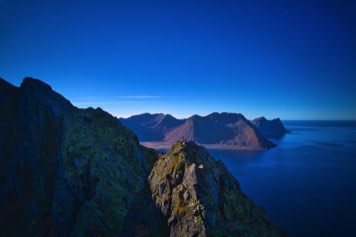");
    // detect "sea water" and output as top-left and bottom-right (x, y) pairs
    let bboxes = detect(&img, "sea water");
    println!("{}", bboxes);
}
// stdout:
(209, 121), (356, 237)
